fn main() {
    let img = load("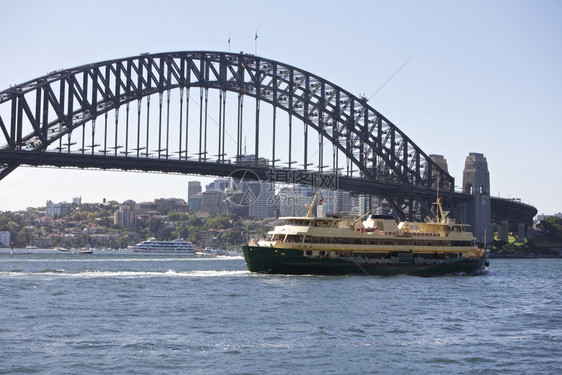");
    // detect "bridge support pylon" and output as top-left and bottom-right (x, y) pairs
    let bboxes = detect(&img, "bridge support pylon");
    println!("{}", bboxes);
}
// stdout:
(460, 153), (493, 248)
